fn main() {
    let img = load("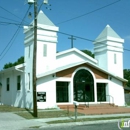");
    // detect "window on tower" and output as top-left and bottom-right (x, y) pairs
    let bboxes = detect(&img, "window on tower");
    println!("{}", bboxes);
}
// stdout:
(28, 45), (30, 58)
(43, 44), (47, 57)
(114, 53), (116, 64)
